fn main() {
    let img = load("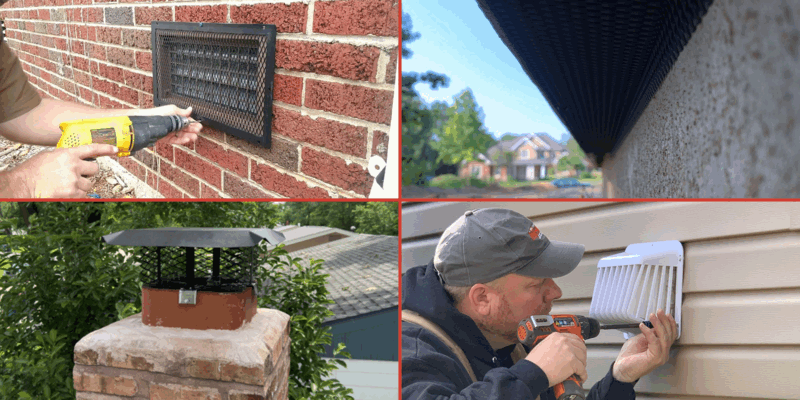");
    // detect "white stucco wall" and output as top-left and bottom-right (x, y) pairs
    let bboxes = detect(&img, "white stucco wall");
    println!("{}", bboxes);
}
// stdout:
(603, 0), (800, 197)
